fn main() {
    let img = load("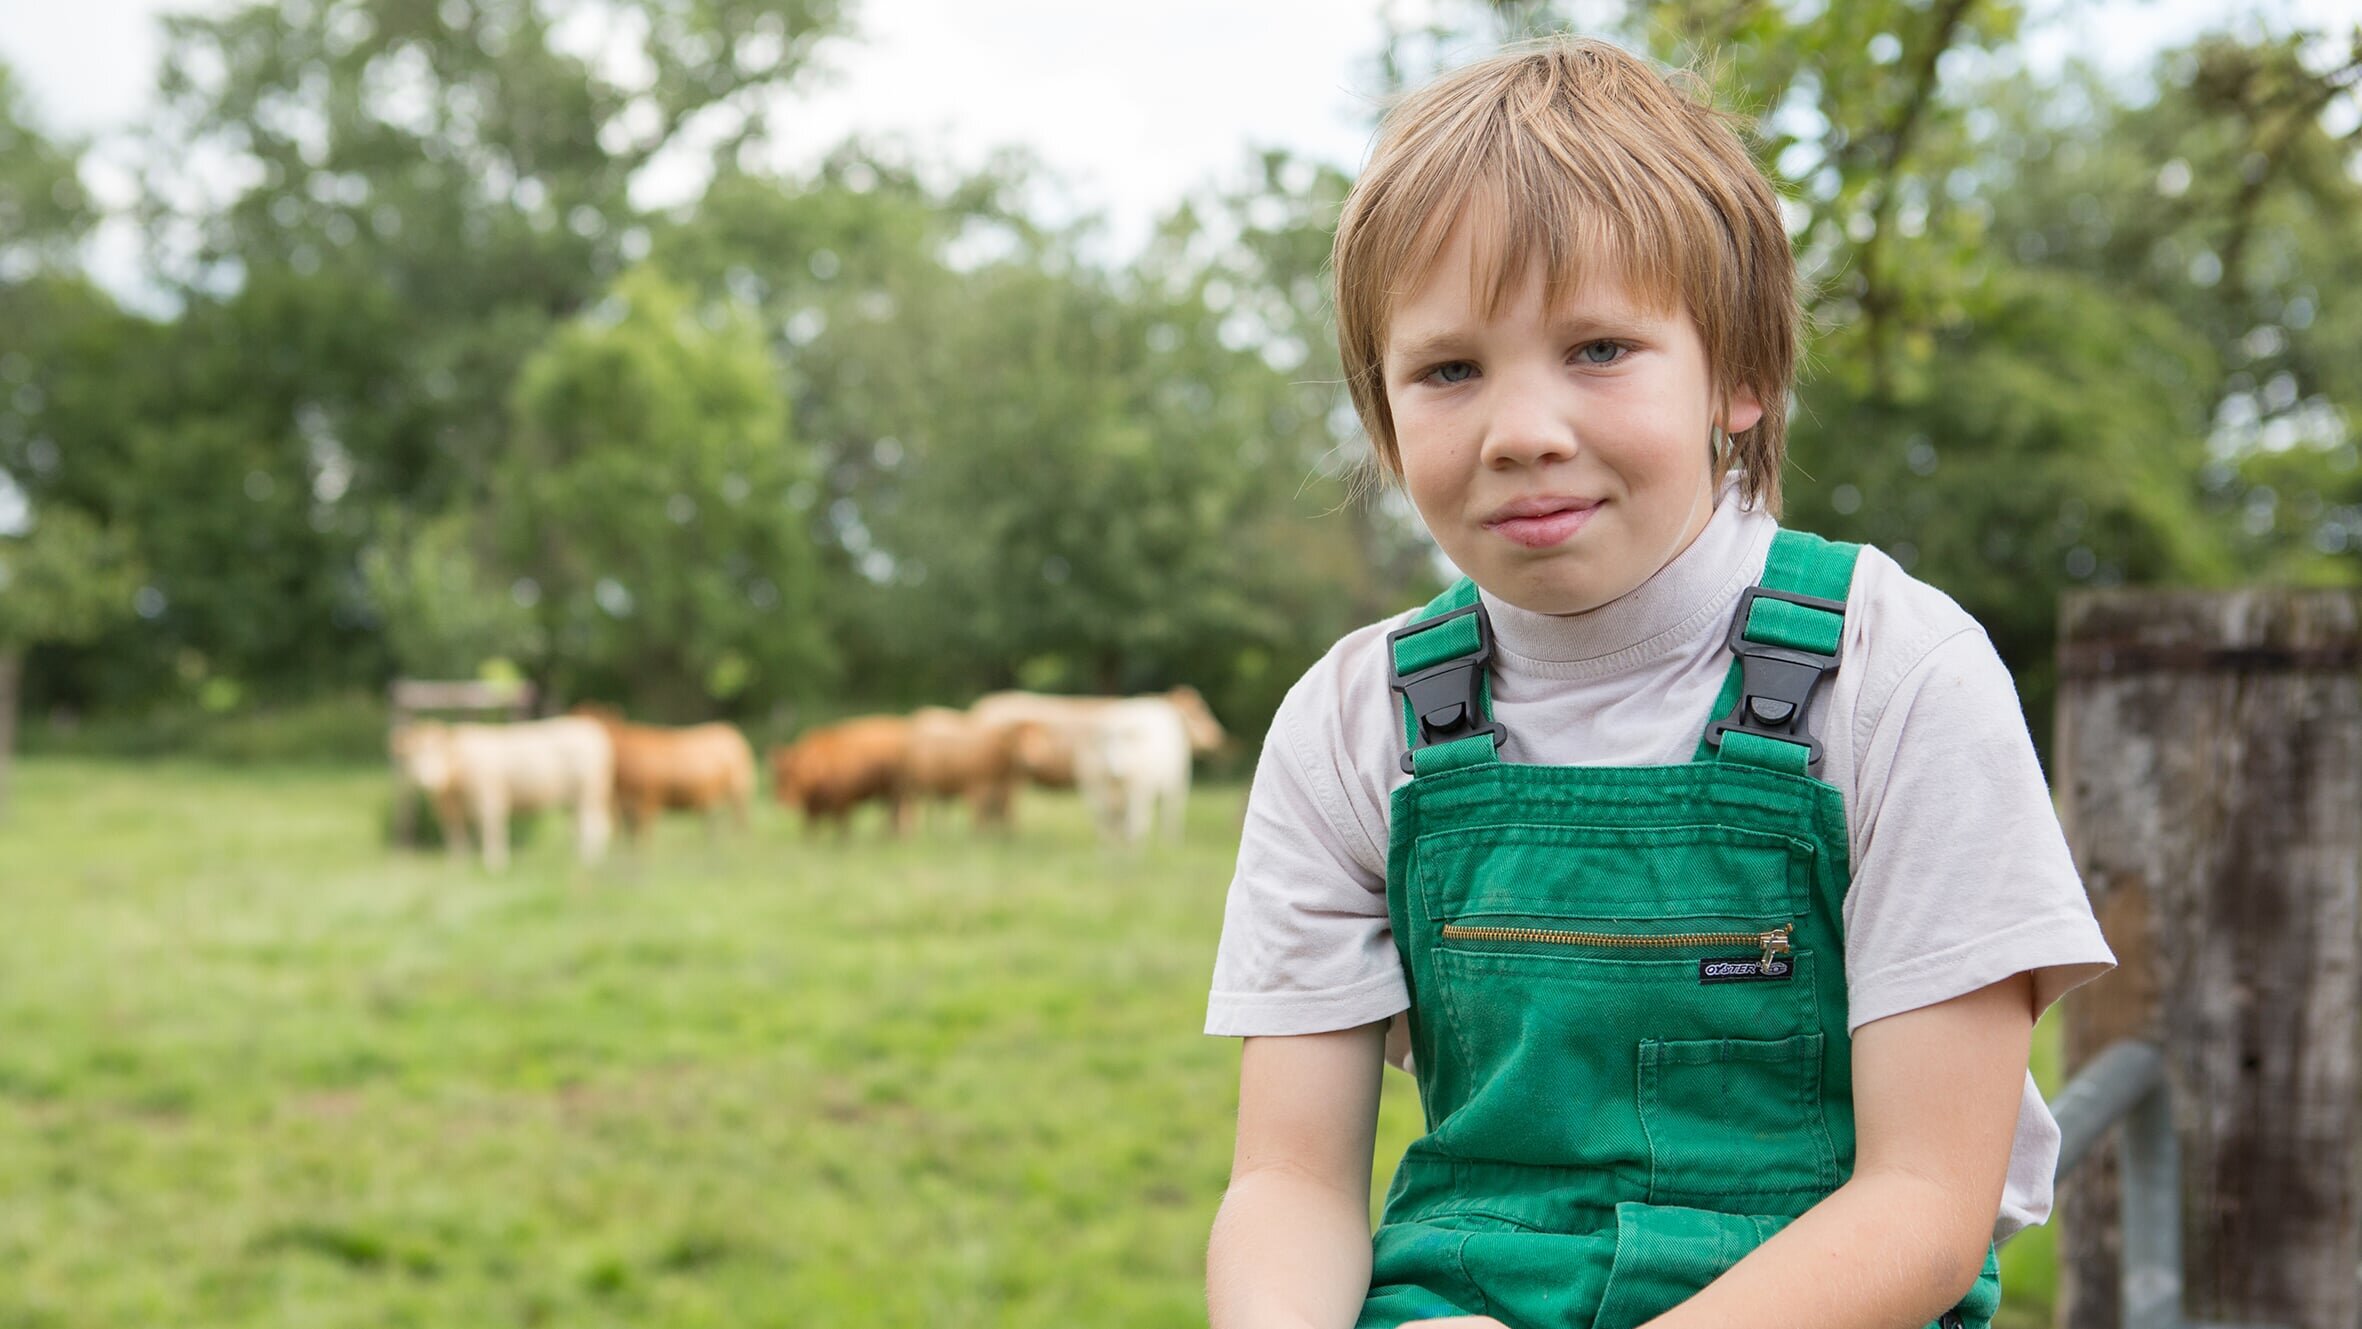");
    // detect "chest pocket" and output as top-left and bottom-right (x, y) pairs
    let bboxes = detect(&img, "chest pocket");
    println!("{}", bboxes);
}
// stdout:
(1410, 822), (1839, 1203)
